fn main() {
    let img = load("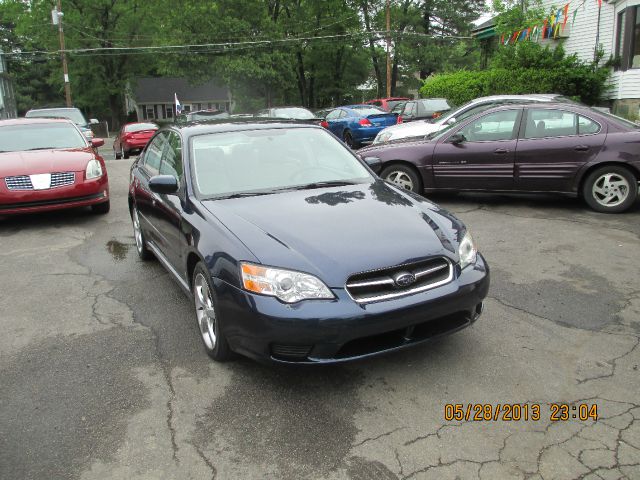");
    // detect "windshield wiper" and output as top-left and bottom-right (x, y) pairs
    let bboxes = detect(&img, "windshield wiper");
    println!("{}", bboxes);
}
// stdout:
(25, 147), (55, 151)
(211, 191), (275, 200)
(289, 180), (359, 190)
